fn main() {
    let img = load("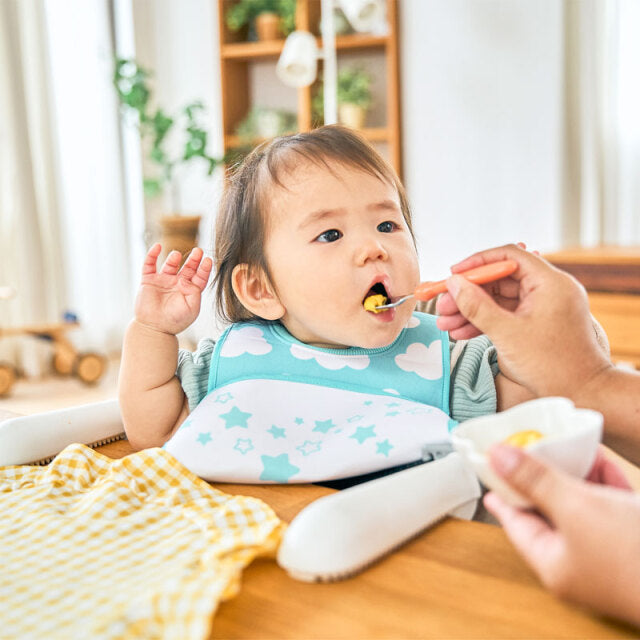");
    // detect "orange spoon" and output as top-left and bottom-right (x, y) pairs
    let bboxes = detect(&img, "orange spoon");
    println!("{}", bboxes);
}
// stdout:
(374, 259), (518, 310)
